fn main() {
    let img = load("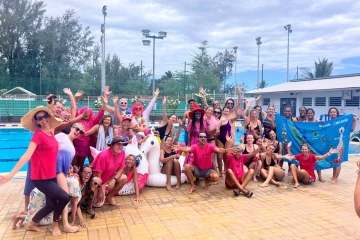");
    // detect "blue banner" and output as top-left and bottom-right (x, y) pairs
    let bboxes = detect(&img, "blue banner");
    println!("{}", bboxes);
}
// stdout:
(275, 114), (353, 170)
